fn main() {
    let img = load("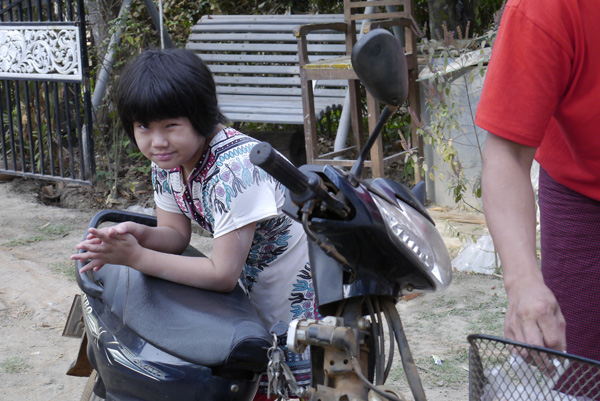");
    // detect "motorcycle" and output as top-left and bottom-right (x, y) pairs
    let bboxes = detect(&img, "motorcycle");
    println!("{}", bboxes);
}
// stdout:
(63, 29), (452, 401)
